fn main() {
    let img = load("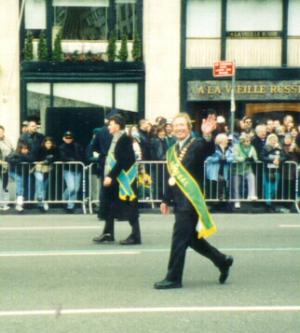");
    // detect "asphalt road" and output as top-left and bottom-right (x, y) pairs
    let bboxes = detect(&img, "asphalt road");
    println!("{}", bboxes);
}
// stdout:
(0, 213), (299, 333)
